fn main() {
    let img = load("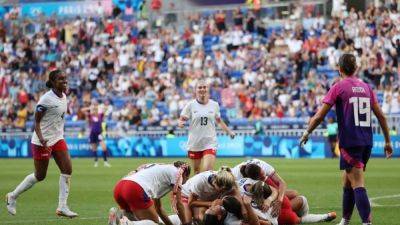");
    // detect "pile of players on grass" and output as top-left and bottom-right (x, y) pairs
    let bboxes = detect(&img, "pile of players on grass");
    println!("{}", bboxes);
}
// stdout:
(108, 158), (336, 225)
